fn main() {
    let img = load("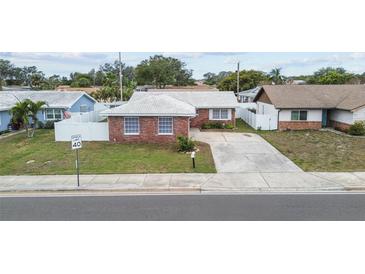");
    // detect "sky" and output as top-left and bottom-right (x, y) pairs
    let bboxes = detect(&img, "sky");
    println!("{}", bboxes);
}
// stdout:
(1, 52), (365, 79)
